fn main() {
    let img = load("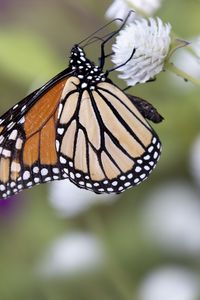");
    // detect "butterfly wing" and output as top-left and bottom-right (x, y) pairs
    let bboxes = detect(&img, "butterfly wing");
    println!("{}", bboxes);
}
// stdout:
(0, 70), (76, 199)
(58, 81), (162, 194)
(0, 73), (161, 198)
